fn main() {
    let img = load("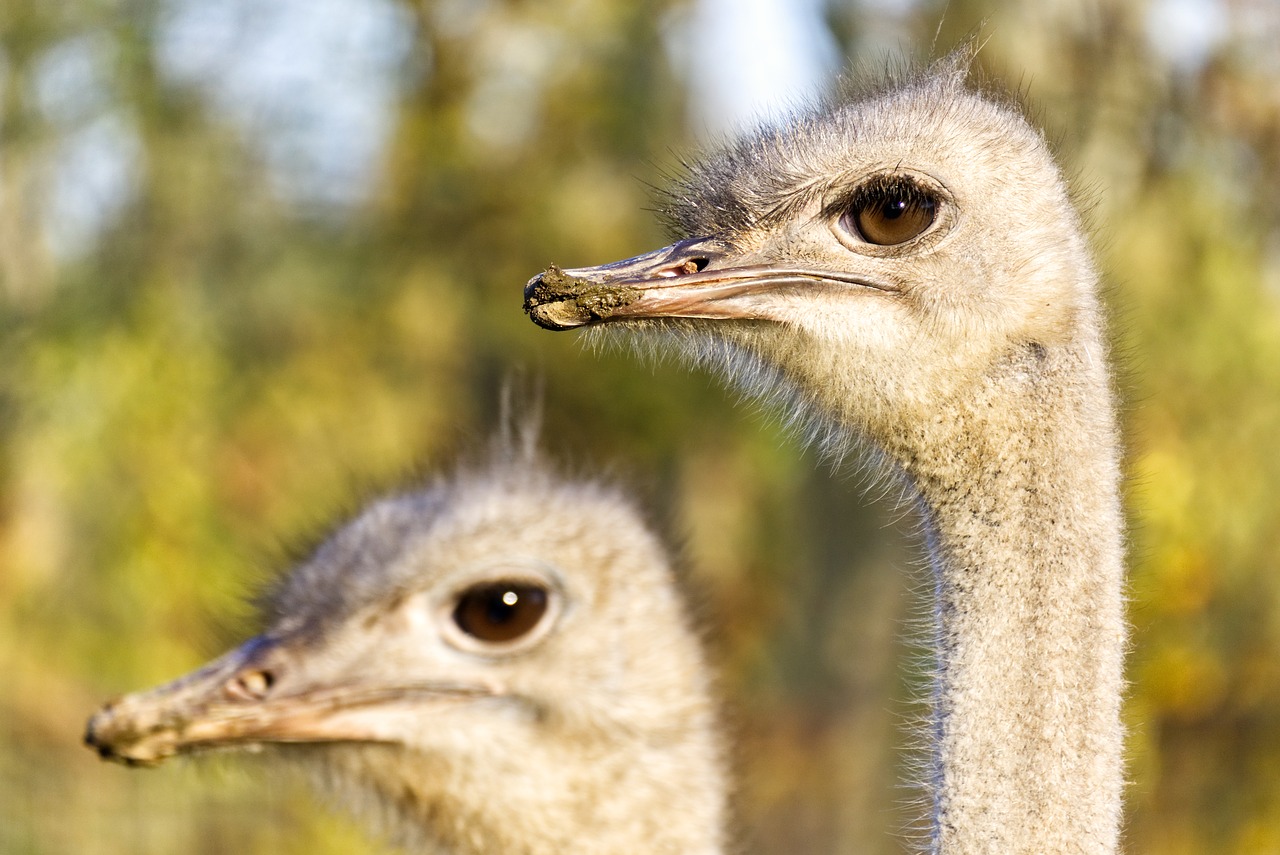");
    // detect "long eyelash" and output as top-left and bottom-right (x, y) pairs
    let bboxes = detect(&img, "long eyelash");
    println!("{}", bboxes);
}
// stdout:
(826, 174), (934, 220)
(860, 176), (930, 210)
